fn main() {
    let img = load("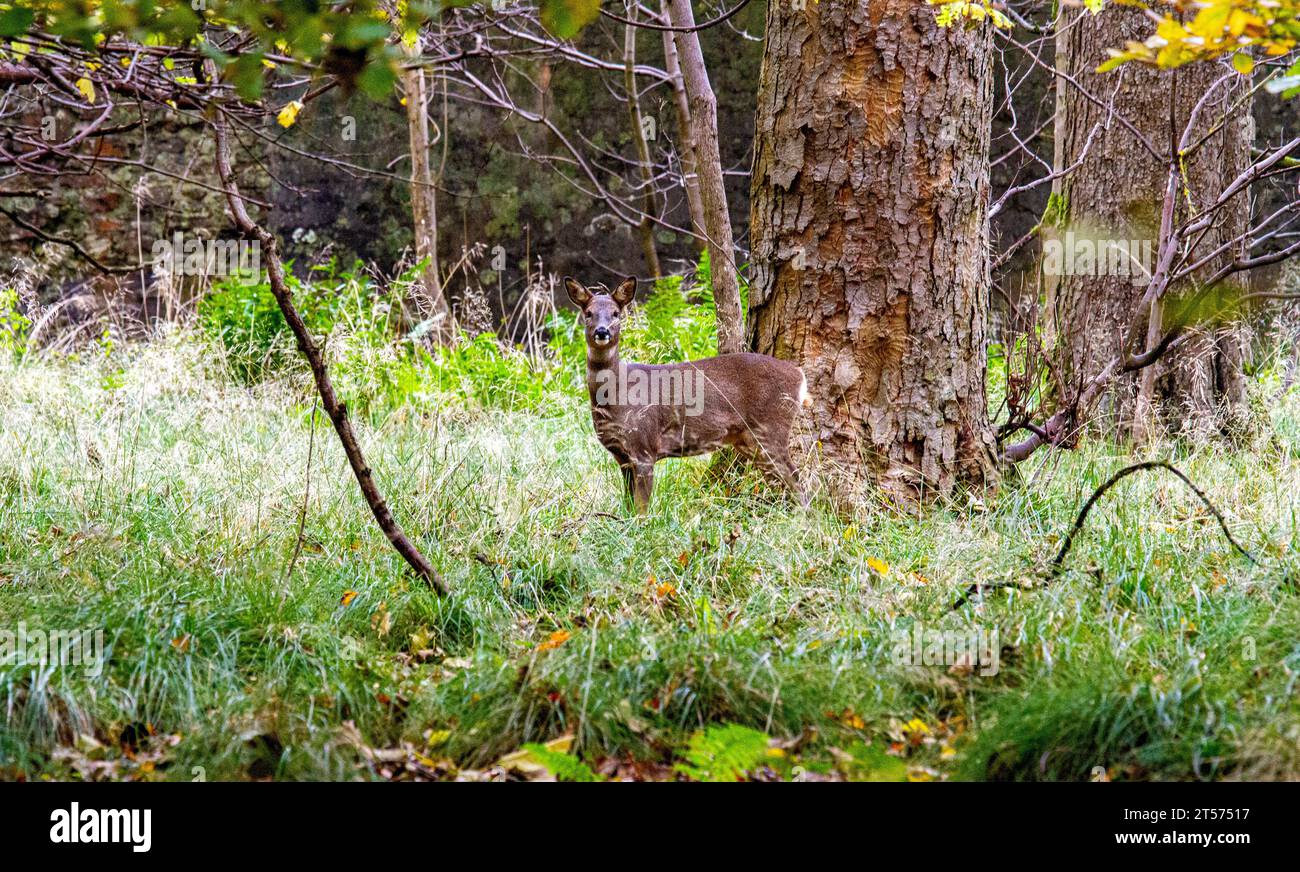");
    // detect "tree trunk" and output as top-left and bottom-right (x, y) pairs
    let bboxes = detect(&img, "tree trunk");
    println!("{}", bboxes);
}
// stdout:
(402, 41), (454, 343)
(1049, 5), (1251, 441)
(748, 0), (999, 501)
(661, 0), (707, 254)
(666, 0), (744, 355)
(623, 15), (662, 278)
